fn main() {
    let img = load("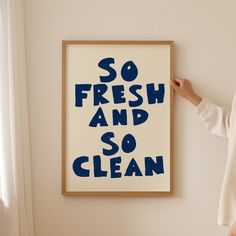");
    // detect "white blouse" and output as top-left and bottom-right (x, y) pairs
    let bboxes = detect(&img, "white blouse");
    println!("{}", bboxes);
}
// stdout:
(196, 94), (236, 226)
